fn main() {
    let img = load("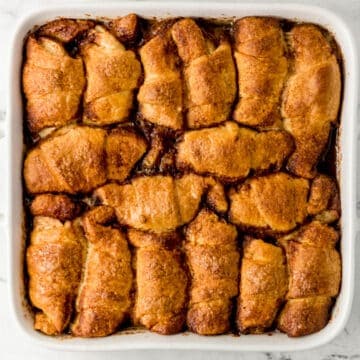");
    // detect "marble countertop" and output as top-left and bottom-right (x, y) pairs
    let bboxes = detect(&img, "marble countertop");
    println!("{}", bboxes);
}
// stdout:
(0, 0), (359, 359)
